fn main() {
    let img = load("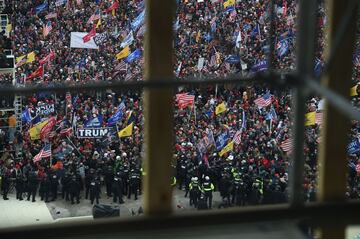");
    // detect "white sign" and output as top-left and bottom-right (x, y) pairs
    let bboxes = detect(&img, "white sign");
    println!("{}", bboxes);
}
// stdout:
(36, 104), (55, 115)
(70, 32), (99, 49)
(197, 57), (205, 70)
(77, 127), (111, 138)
